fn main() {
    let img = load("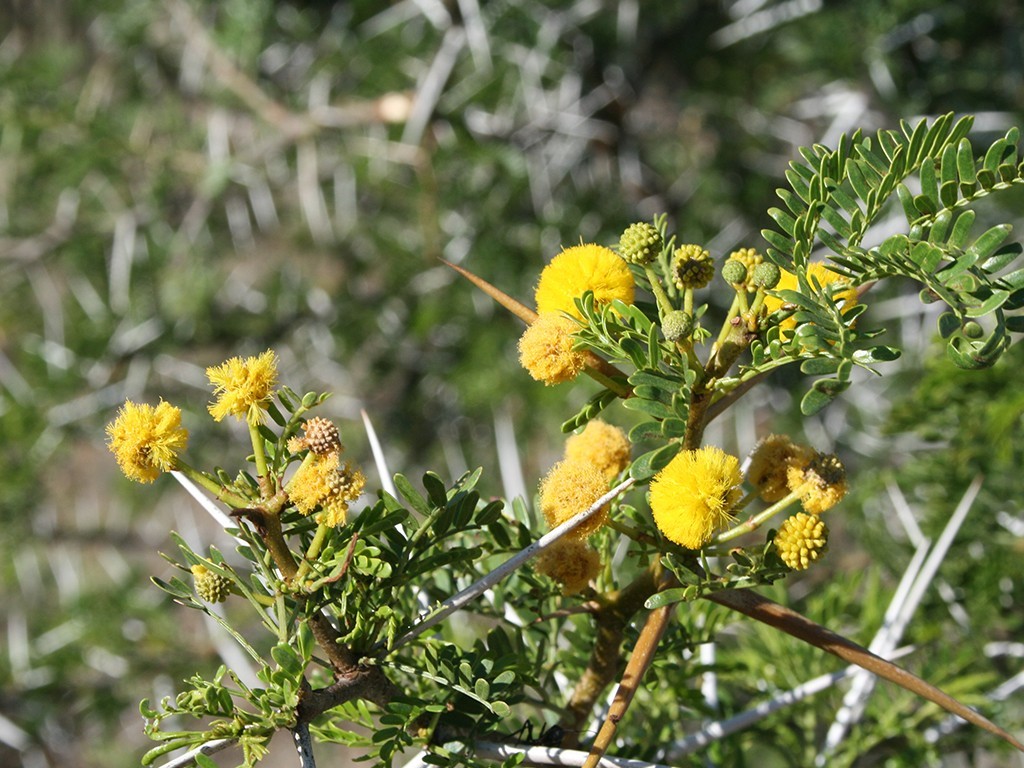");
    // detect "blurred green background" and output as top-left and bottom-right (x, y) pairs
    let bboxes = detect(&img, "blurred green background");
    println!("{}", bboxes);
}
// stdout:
(1, 1), (1022, 766)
